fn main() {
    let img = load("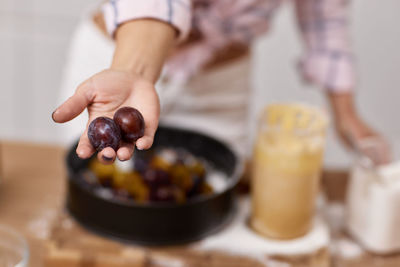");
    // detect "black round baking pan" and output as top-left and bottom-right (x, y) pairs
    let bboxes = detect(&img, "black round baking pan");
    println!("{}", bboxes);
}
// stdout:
(66, 126), (243, 246)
